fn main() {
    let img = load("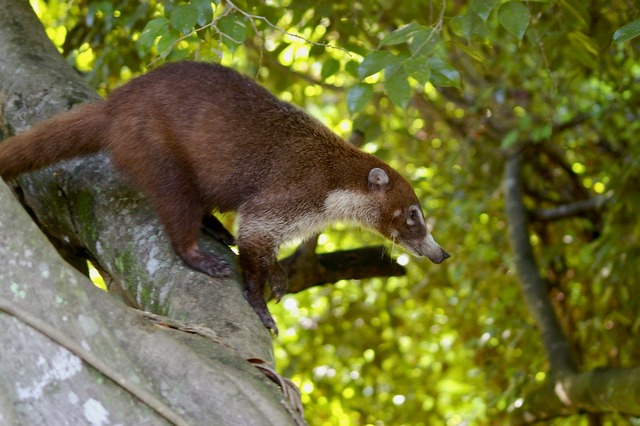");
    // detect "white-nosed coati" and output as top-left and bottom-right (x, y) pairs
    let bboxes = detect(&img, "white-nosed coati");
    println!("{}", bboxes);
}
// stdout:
(0, 61), (449, 334)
